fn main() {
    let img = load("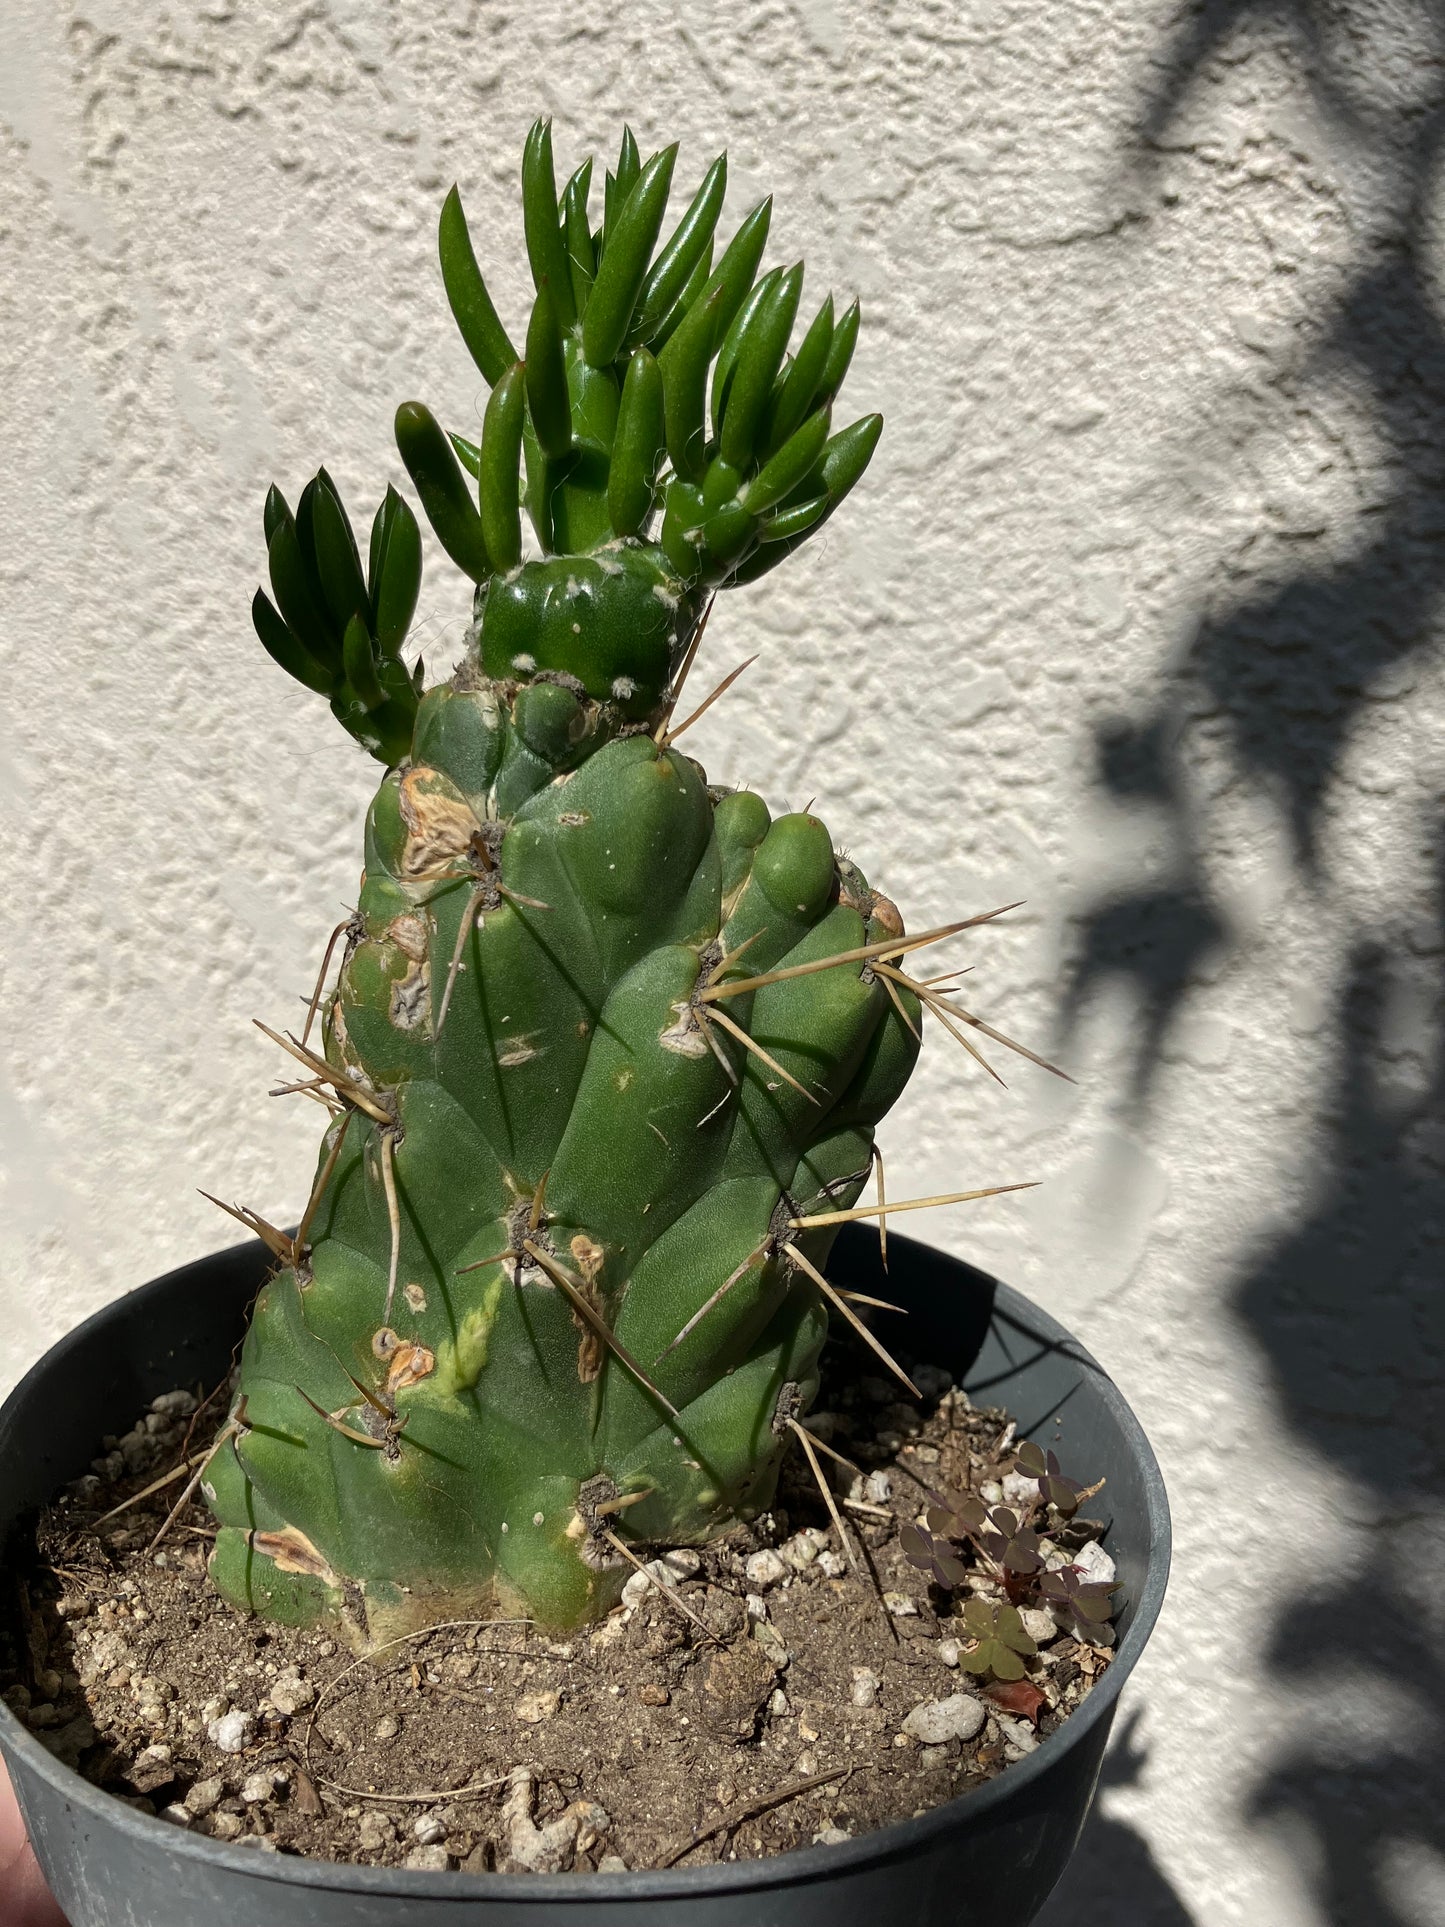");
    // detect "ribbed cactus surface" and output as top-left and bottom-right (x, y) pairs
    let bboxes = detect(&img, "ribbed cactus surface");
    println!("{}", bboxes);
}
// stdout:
(204, 124), (933, 1643)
